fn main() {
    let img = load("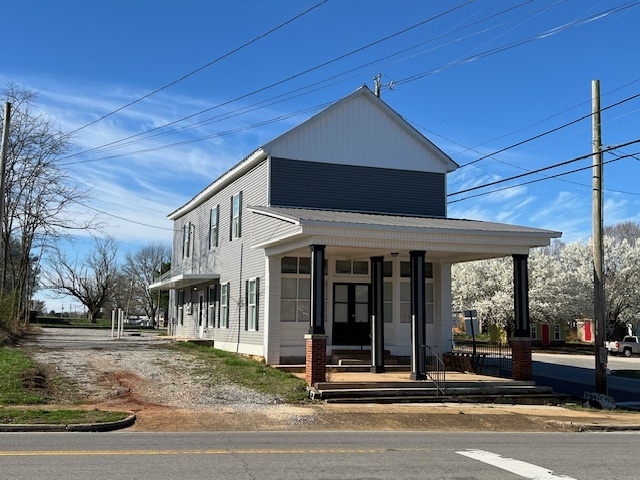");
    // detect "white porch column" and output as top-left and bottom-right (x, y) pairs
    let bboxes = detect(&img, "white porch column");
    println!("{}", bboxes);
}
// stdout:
(263, 255), (281, 365)
(435, 262), (453, 355)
